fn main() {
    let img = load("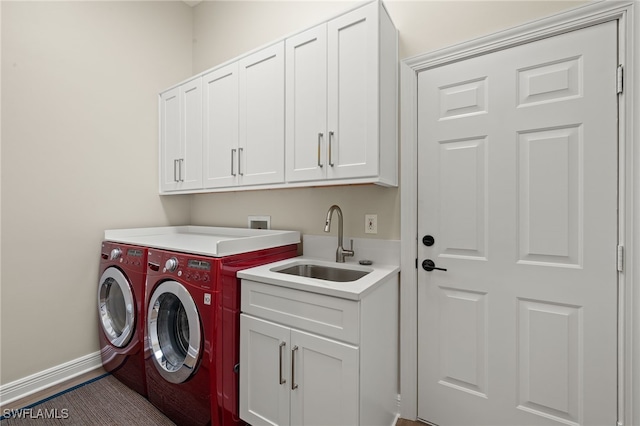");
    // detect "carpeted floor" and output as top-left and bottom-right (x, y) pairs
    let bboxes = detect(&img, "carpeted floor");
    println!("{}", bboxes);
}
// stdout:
(1, 374), (425, 425)
(1, 374), (175, 425)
